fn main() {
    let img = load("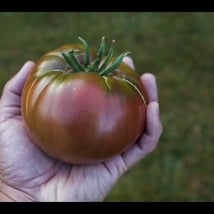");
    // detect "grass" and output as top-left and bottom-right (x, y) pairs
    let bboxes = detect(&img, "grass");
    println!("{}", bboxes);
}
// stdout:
(0, 12), (213, 201)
